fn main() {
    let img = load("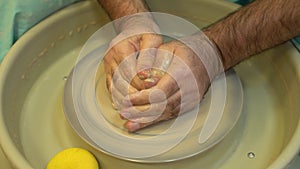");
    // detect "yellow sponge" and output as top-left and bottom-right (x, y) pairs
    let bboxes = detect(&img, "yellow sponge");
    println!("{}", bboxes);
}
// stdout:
(46, 148), (99, 169)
